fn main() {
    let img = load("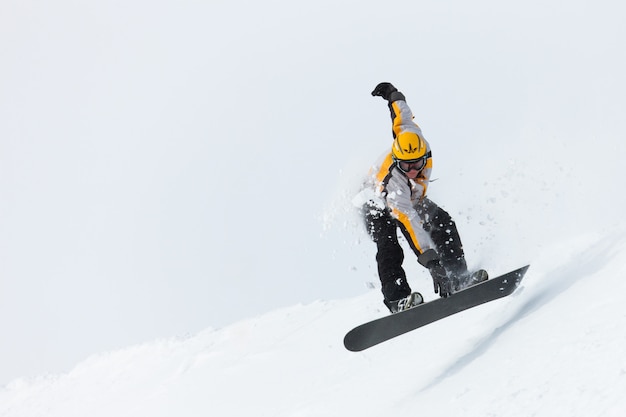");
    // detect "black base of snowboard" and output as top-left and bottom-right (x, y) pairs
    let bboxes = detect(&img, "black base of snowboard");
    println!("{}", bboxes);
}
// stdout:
(344, 265), (529, 352)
